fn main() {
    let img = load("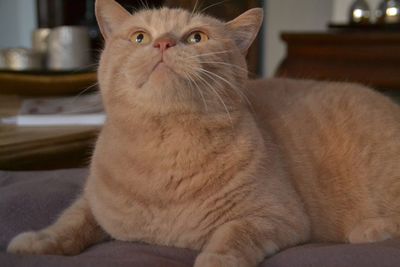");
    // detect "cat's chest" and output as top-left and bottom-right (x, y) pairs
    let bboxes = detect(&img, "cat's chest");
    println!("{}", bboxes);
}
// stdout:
(88, 182), (209, 249)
